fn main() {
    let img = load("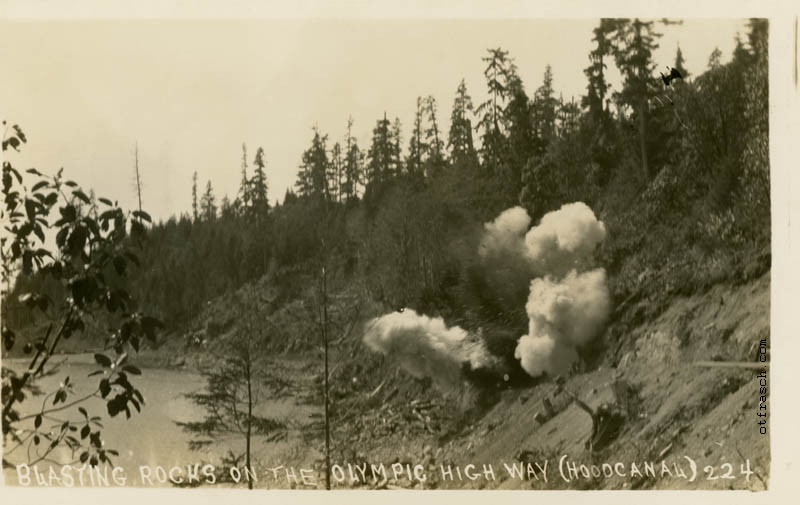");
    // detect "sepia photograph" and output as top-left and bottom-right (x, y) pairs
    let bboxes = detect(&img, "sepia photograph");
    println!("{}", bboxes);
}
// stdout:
(1, 1), (797, 502)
